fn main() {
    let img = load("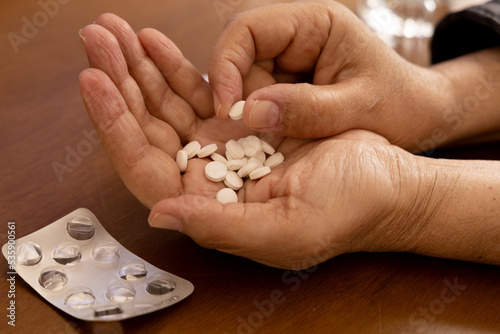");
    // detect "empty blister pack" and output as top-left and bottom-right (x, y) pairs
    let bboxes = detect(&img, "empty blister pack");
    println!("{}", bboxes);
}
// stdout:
(1, 208), (194, 321)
